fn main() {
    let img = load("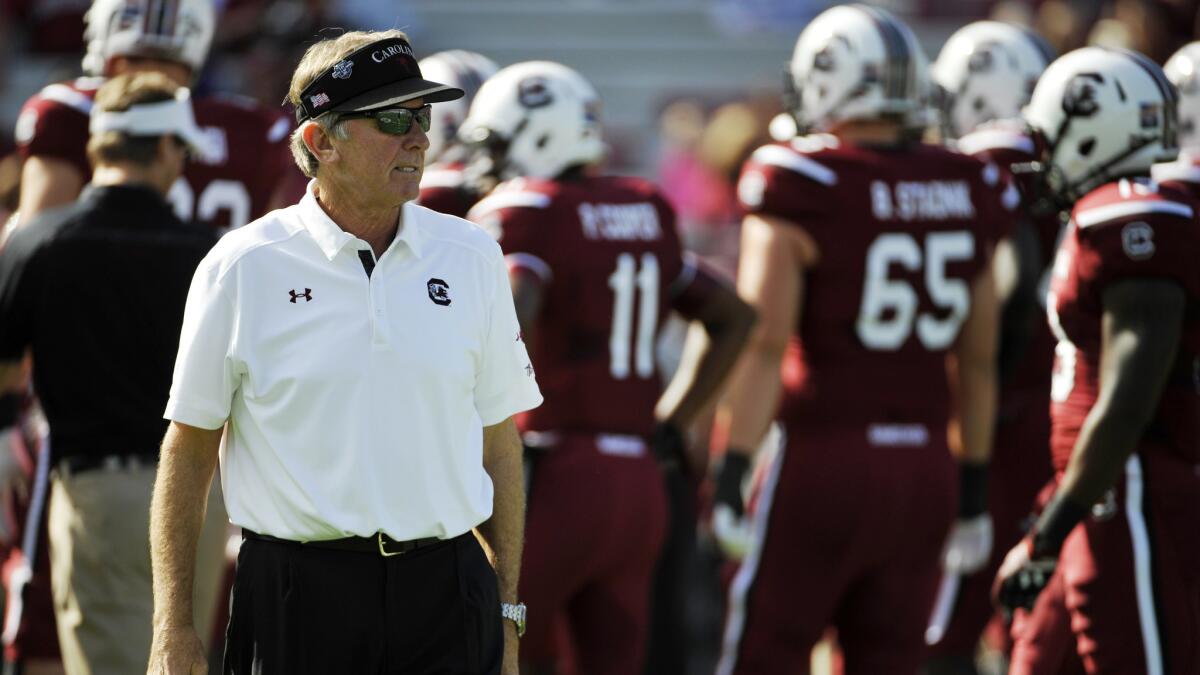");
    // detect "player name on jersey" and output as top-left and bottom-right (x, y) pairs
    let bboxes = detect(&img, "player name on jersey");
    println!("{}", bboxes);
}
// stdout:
(578, 202), (662, 241)
(870, 179), (976, 221)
